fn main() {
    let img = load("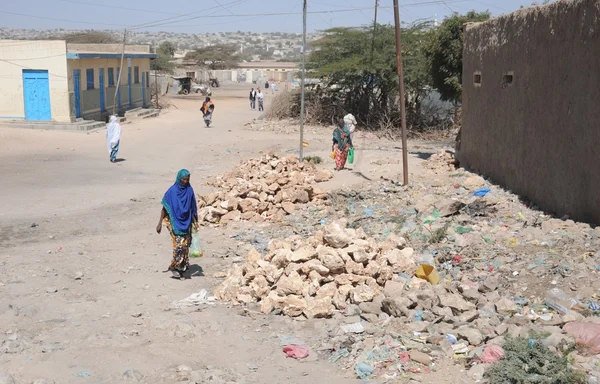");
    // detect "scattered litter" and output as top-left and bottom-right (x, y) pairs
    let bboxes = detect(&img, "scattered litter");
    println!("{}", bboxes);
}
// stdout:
(480, 344), (504, 363)
(280, 336), (306, 346)
(170, 289), (216, 308)
(72, 372), (91, 378)
(473, 188), (491, 197)
(340, 323), (365, 334)
(354, 362), (374, 380)
(283, 344), (310, 359)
